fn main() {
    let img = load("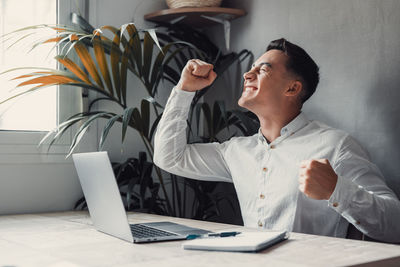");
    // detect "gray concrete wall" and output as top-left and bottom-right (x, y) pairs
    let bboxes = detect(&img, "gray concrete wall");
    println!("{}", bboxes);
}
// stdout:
(207, 0), (400, 196)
